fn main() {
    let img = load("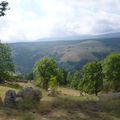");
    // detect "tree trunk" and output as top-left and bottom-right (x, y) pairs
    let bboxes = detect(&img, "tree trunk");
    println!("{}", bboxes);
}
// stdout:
(95, 90), (98, 96)
(0, 76), (4, 83)
(95, 81), (98, 96)
(43, 79), (48, 90)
